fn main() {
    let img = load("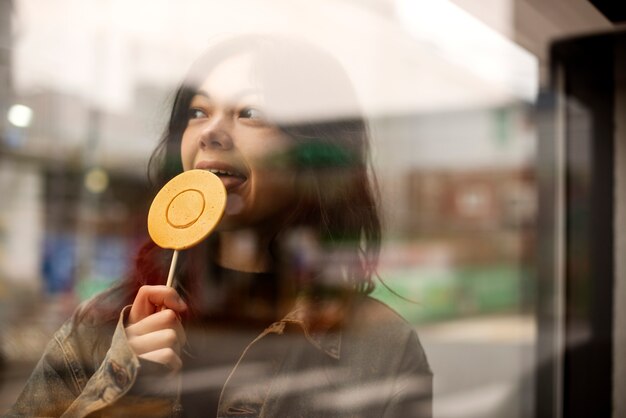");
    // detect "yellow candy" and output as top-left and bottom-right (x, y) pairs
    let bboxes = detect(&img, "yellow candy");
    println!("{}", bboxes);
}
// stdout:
(148, 170), (227, 250)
